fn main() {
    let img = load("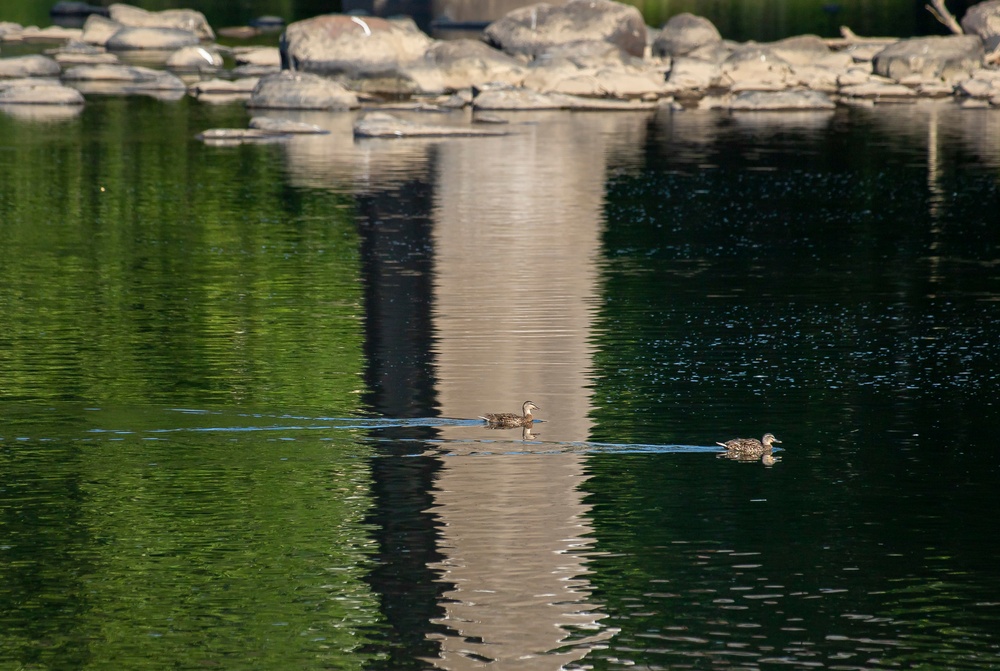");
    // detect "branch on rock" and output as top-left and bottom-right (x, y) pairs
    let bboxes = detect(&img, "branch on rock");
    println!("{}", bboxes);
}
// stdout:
(926, 0), (963, 35)
(824, 26), (897, 49)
